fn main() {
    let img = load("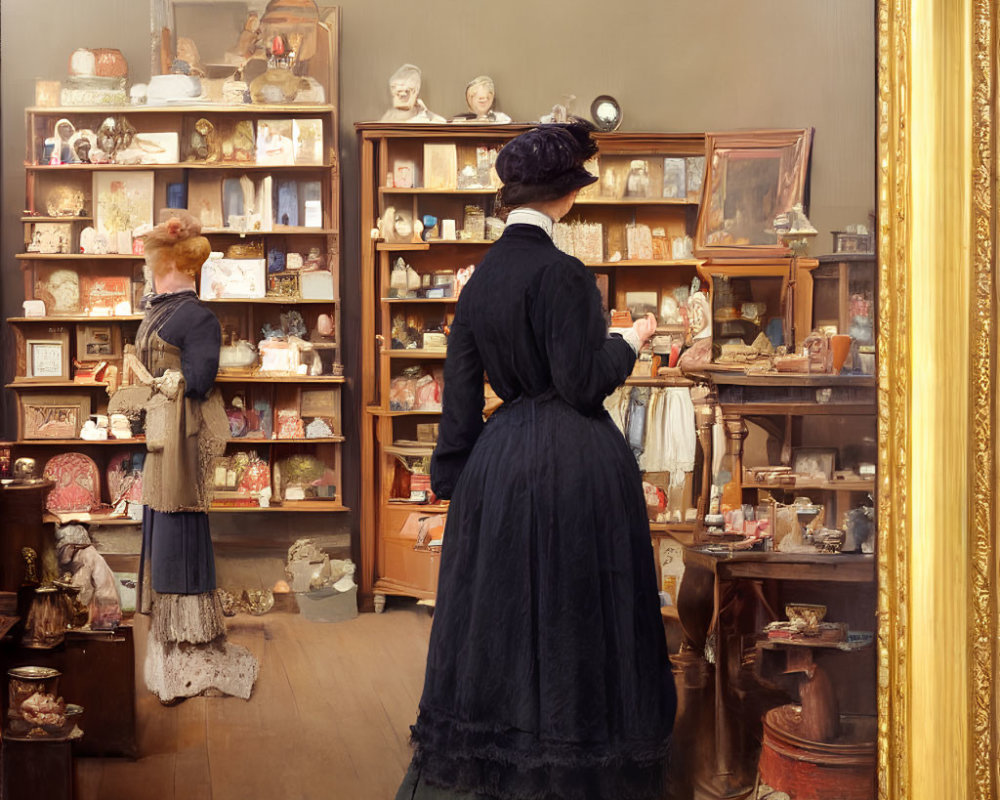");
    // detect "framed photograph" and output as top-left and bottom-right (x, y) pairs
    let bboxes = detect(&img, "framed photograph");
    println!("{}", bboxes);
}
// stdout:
(694, 129), (813, 259)
(76, 324), (121, 360)
(256, 119), (295, 166)
(27, 222), (73, 254)
(662, 158), (687, 200)
(423, 143), (458, 190)
(19, 393), (90, 440)
(26, 339), (69, 380)
(188, 174), (224, 229)
(93, 171), (154, 254)
(792, 447), (837, 481)
(625, 290), (659, 319)
(293, 119), (324, 166)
